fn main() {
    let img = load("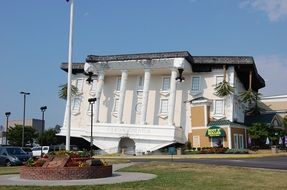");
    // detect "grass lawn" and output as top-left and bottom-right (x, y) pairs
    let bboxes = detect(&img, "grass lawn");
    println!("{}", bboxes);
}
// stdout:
(0, 166), (19, 175)
(0, 162), (287, 190)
